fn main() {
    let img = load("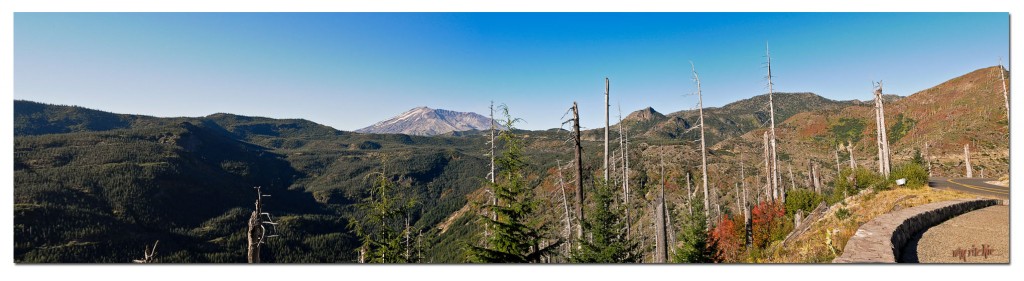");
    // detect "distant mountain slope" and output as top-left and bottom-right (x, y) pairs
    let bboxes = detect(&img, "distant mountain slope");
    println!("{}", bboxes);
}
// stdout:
(591, 93), (864, 146)
(356, 107), (498, 136)
(13, 101), (500, 263)
(13, 100), (168, 135)
(717, 65), (1010, 179)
